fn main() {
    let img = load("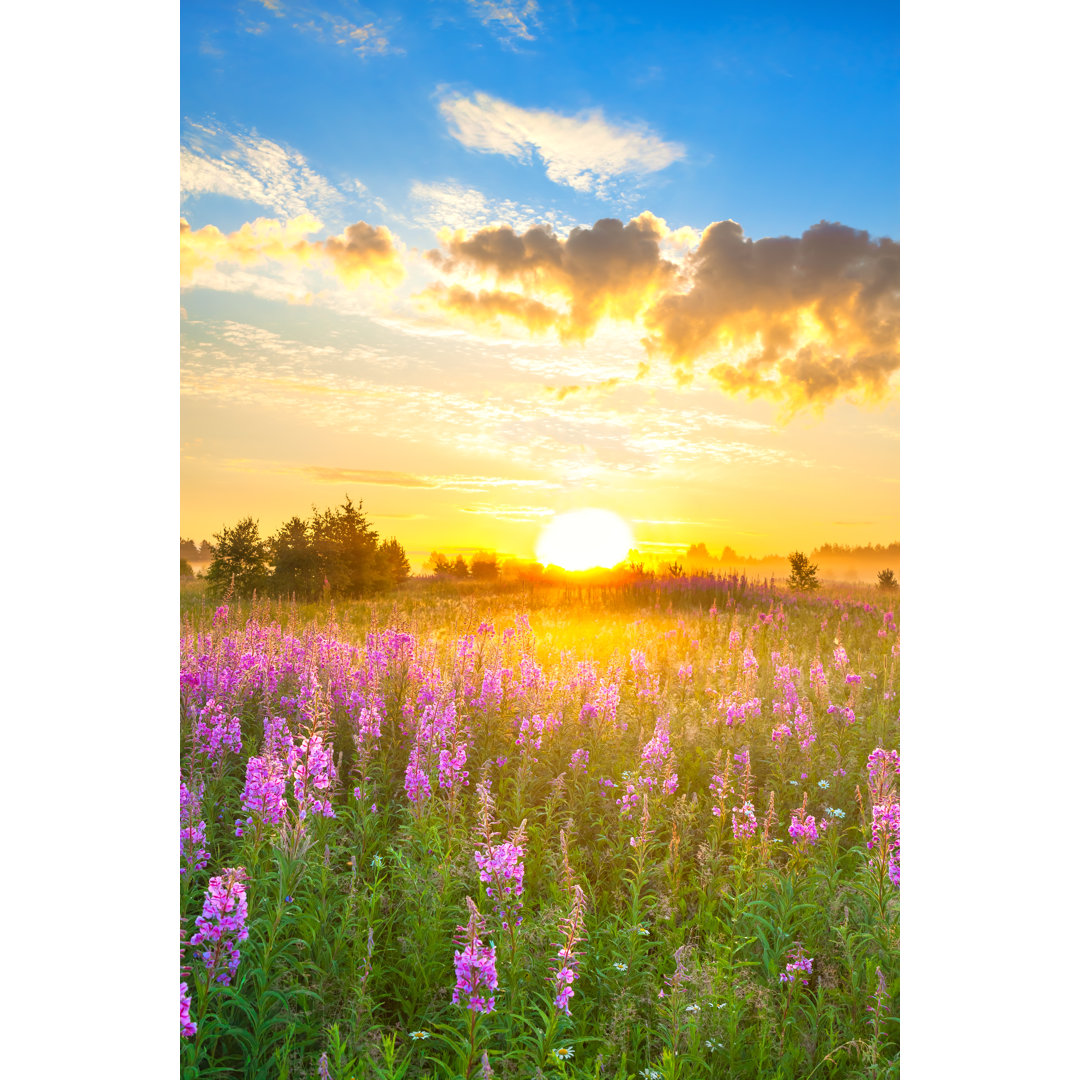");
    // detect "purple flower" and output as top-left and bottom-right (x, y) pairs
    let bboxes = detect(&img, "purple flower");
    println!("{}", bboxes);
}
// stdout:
(180, 982), (196, 1038)
(475, 837), (525, 929)
(189, 867), (250, 986)
(779, 941), (813, 986)
(452, 897), (498, 1014)
(180, 776), (210, 875)
(551, 884), (587, 1016)
(789, 798), (819, 848)
(732, 800), (757, 839)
